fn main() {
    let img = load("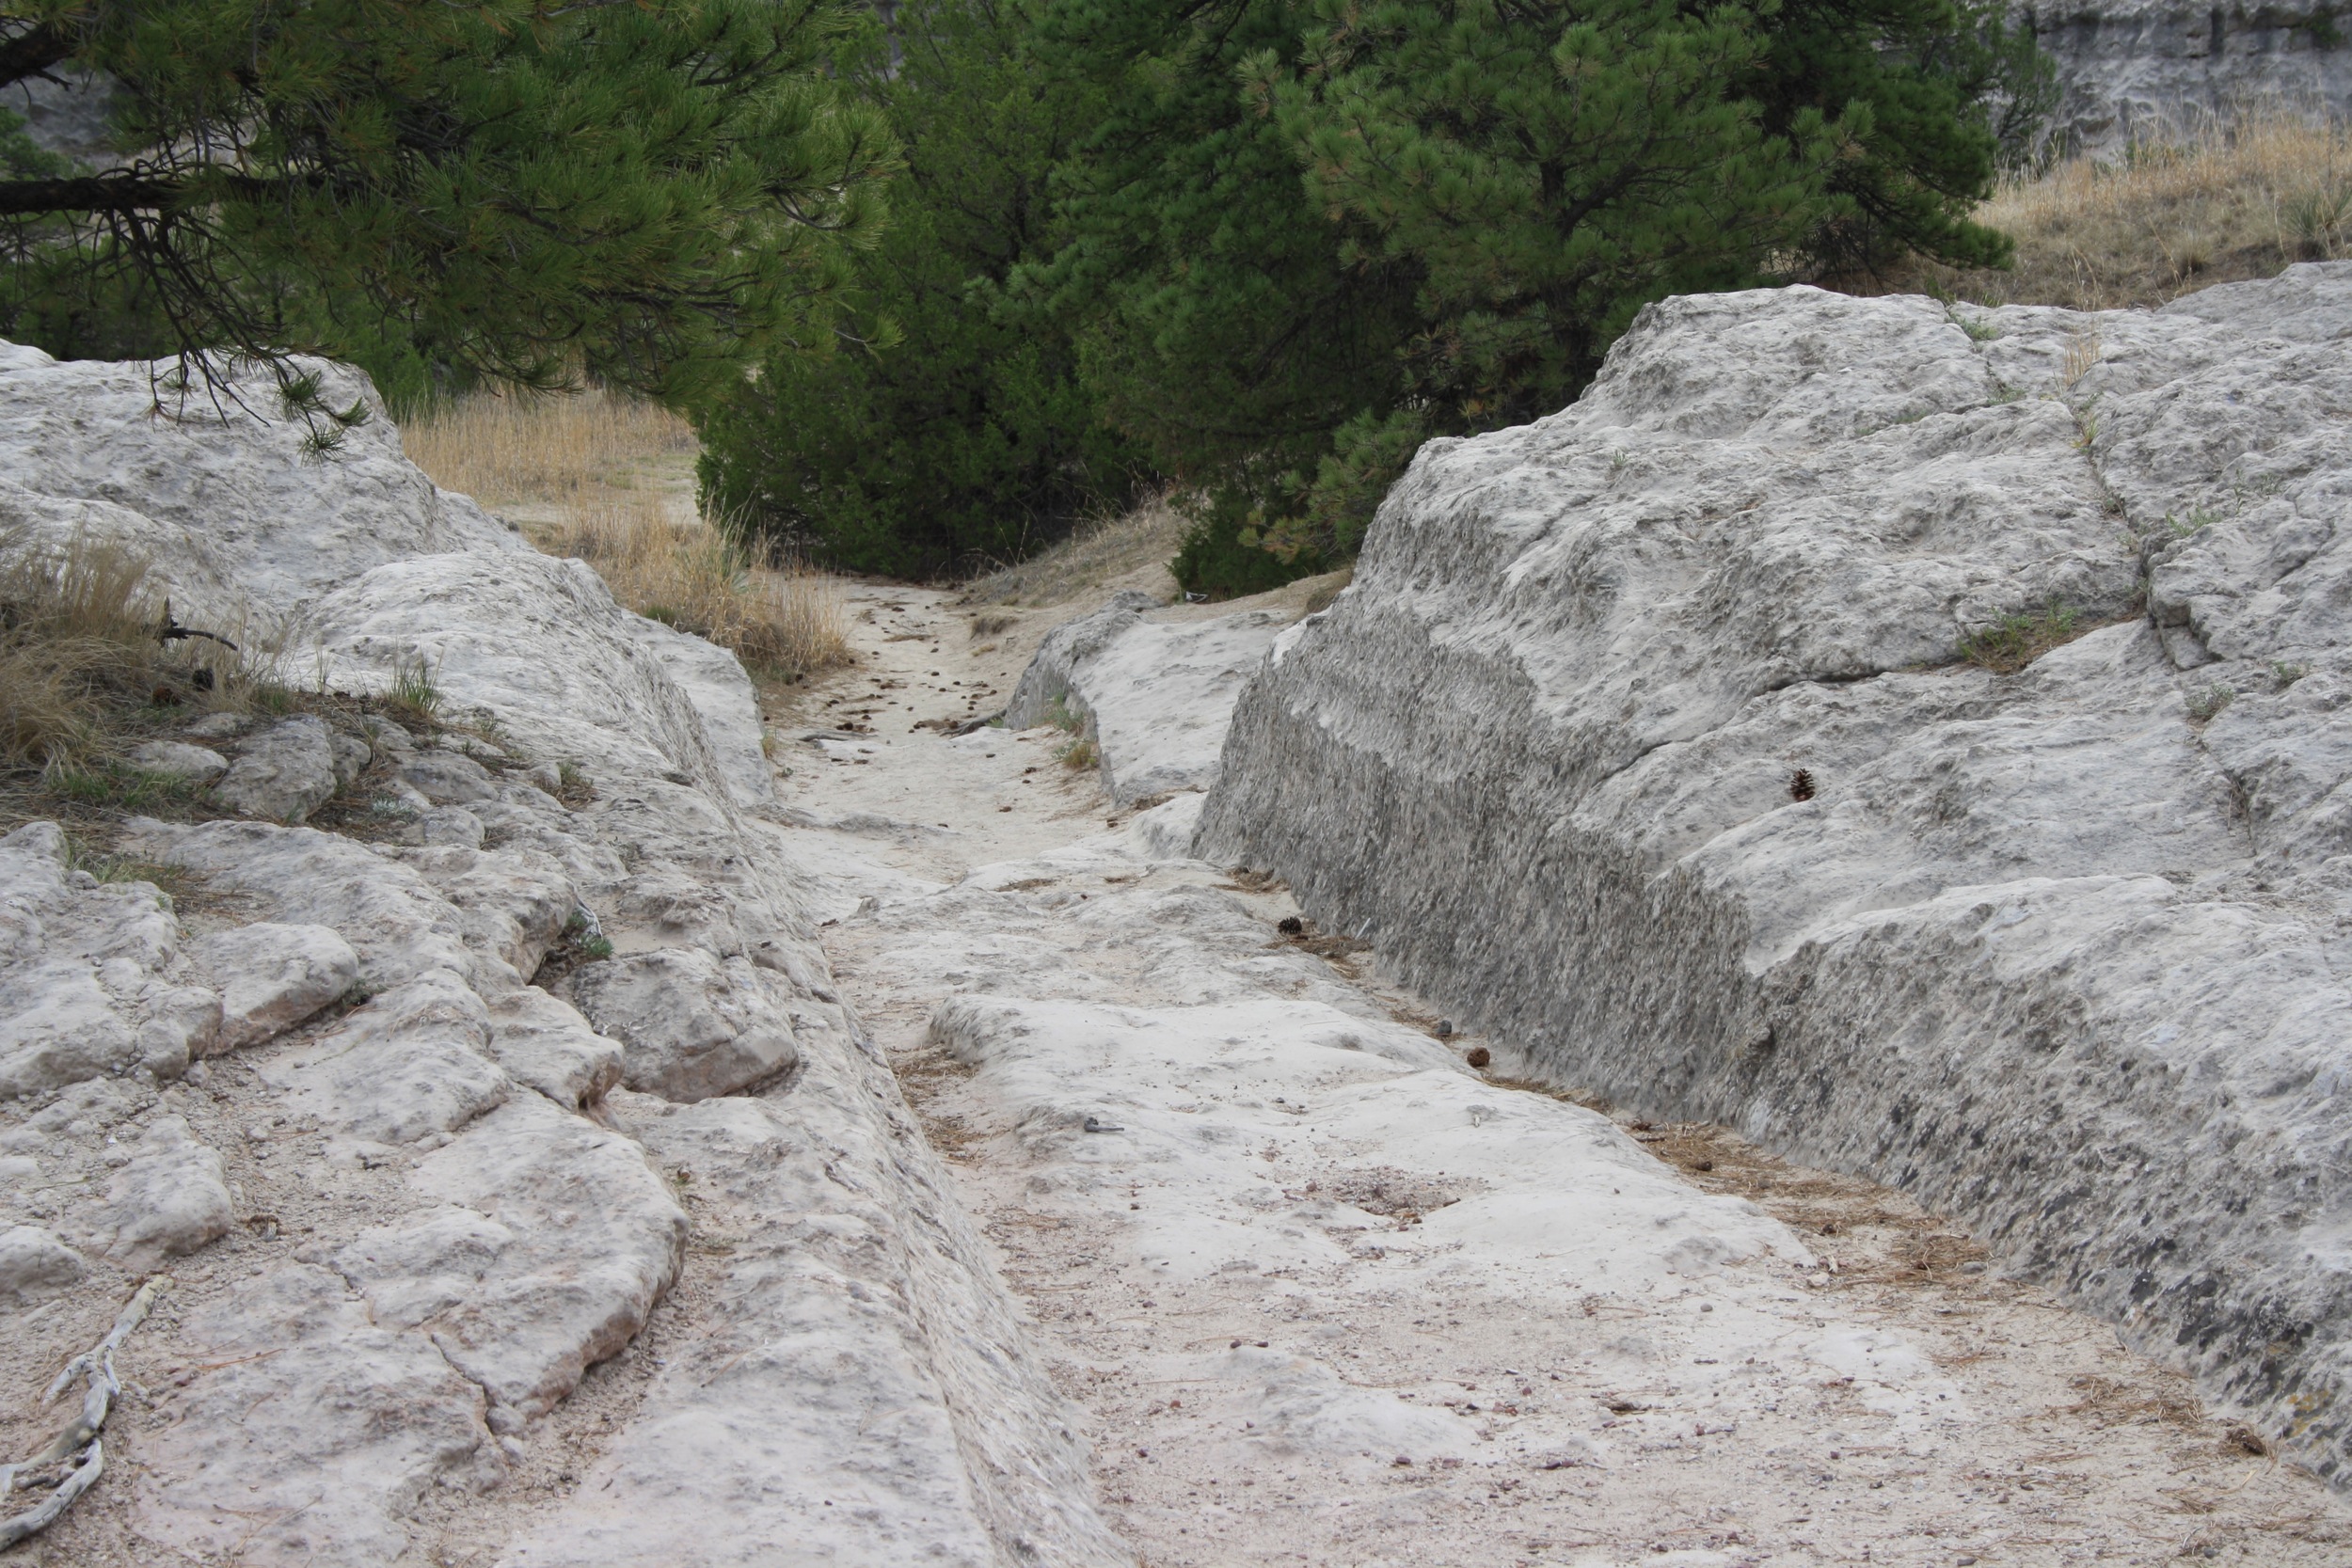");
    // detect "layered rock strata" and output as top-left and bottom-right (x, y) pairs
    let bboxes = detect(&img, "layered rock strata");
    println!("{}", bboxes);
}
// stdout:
(2026, 0), (2352, 150)
(1199, 263), (2352, 1481)
(0, 345), (1123, 1564)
